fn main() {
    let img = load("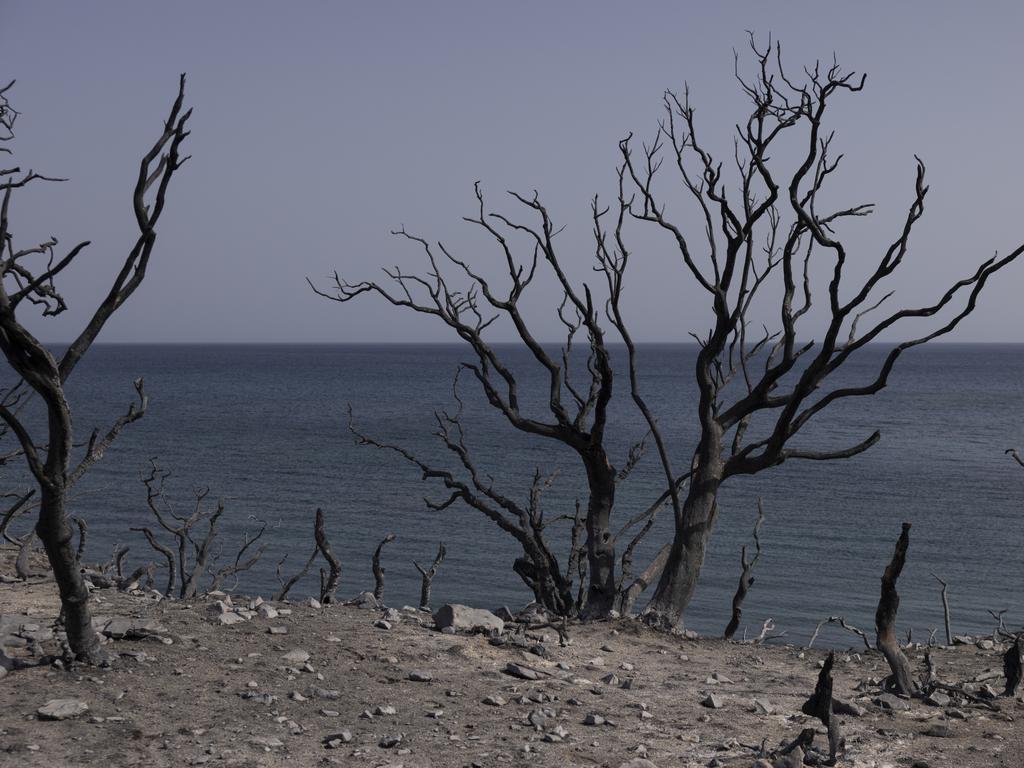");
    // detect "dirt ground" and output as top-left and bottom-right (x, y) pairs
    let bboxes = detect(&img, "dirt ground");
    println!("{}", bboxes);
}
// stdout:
(1, 550), (1021, 768)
